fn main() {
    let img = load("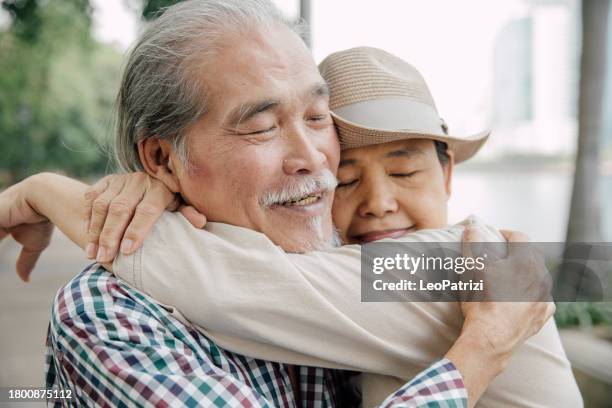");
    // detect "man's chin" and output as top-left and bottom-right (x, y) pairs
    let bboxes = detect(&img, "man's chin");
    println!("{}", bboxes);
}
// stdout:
(266, 216), (336, 253)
